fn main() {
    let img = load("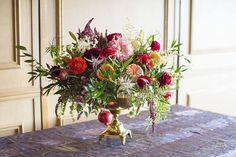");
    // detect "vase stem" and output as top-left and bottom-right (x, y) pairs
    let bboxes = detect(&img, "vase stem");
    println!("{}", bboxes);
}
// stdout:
(99, 109), (132, 145)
